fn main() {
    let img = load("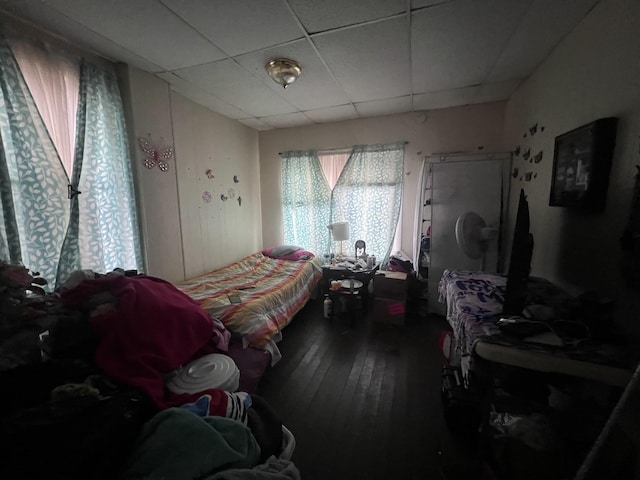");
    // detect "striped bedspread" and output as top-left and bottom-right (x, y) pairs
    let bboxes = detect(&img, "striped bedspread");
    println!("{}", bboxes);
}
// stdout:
(177, 253), (322, 351)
